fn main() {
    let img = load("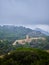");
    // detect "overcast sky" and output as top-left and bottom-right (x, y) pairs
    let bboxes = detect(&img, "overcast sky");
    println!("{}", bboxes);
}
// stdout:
(0, 0), (49, 32)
